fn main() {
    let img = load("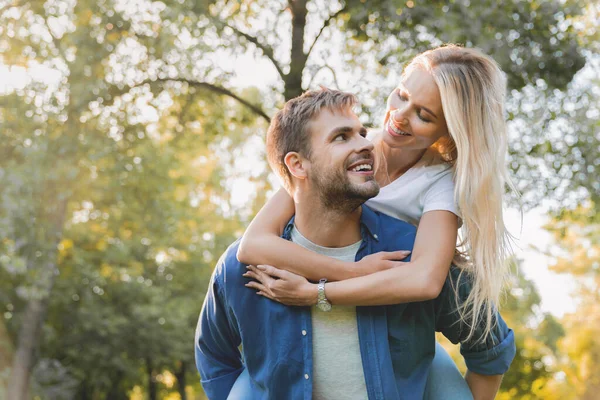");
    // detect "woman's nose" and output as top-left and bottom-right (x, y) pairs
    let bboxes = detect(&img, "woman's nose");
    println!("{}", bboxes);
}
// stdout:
(391, 109), (408, 125)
